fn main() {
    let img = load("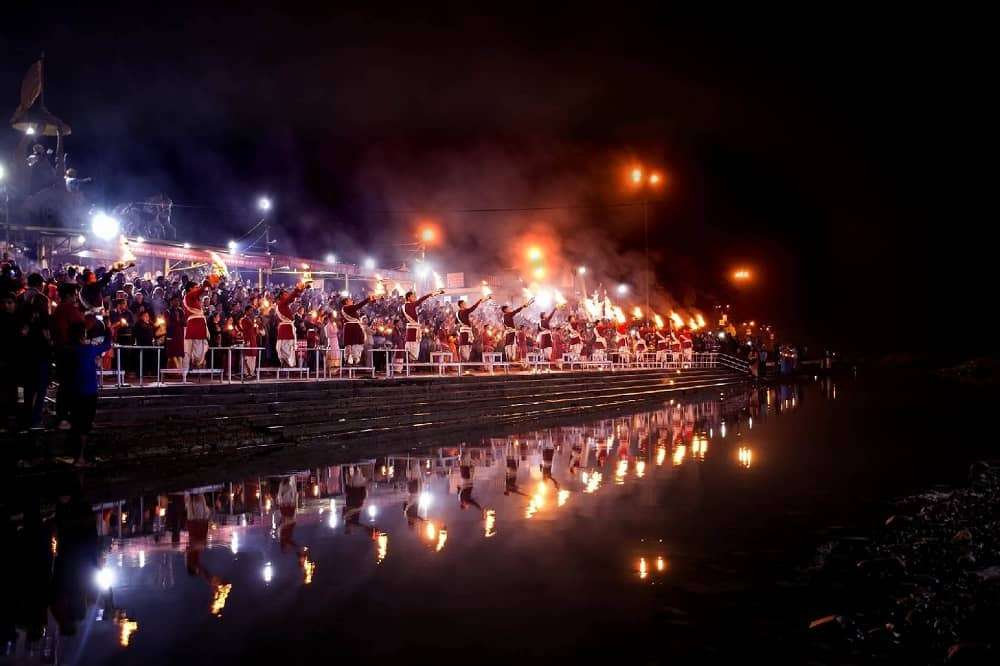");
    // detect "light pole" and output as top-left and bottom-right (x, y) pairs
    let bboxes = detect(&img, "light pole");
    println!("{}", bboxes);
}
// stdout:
(629, 167), (662, 317)
(257, 196), (272, 287)
(0, 162), (8, 255)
